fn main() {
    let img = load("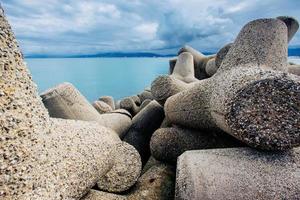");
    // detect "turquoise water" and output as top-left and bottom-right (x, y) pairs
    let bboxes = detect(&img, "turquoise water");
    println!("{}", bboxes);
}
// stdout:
(26, 58), (169, 101)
